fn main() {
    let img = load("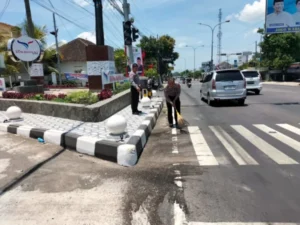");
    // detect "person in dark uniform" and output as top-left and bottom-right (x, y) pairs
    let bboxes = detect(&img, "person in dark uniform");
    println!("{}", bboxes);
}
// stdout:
(129, 63), (142, 115)
(164, 77), (181, 128)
